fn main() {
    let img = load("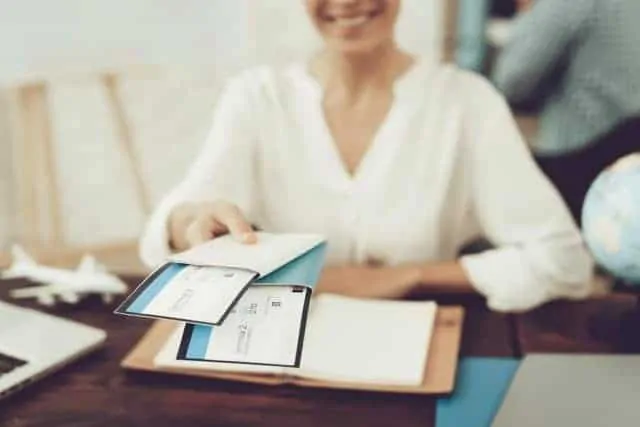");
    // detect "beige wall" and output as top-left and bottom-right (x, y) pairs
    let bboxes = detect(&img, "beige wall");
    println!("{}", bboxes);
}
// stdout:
(0, 91), (15, 252)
